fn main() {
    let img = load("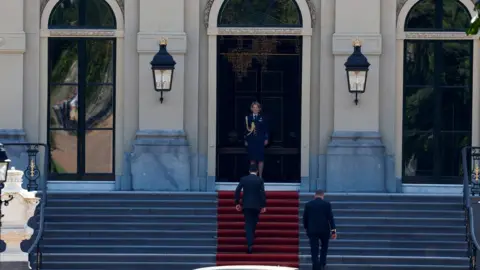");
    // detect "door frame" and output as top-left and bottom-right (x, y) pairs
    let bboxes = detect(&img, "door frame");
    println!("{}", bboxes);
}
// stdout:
(396, 0), (480, 186)
(40, 0), (124, 186)
(206, 0), (313, 188)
